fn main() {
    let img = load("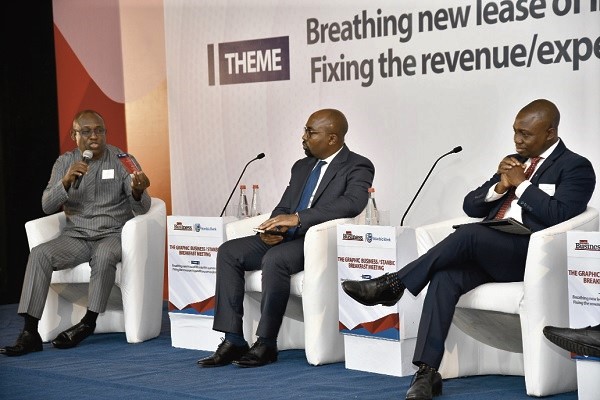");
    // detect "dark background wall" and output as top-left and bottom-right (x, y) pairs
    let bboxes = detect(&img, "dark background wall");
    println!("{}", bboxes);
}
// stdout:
(0, 1), (60, 304)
